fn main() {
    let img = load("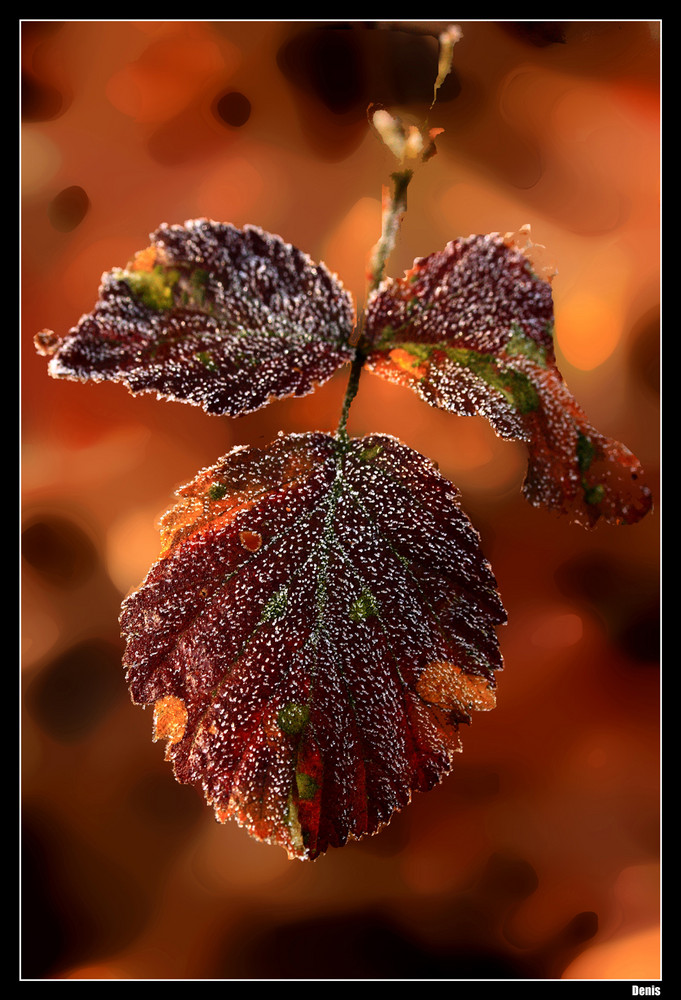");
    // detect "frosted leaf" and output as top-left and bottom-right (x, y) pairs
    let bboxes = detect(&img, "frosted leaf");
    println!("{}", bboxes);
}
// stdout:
(35, 220), (356, 416)
(120, 432), (505, 860)
(363, 233), (652, 527)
